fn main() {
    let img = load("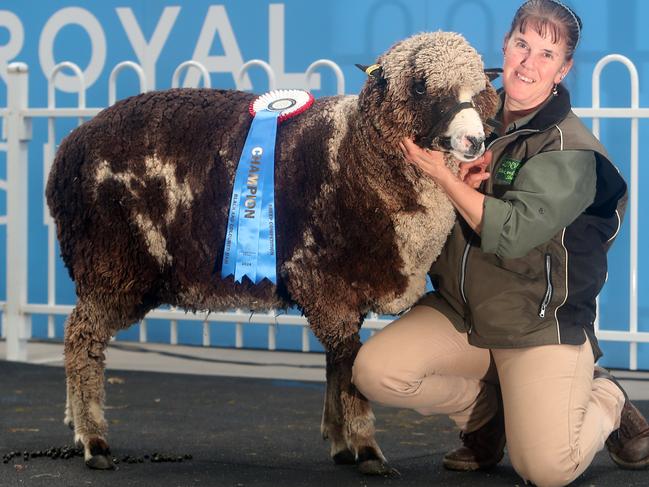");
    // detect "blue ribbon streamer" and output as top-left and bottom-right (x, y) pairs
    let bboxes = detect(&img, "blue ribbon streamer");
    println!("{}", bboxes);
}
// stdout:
(221, 109), (279, 284)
